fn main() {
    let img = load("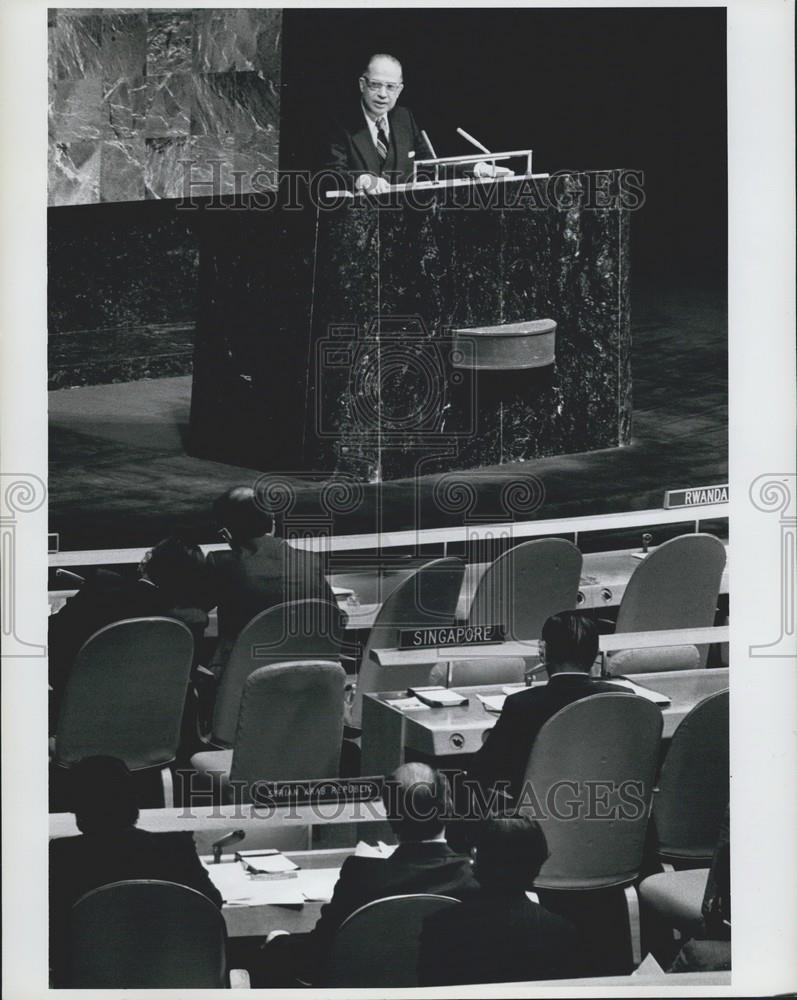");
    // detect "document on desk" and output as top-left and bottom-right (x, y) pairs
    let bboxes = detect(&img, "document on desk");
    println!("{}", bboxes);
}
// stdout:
(606, 678), (671, 705)
(300, 868), (343, 903)
(385, 696), (429, 711)
(202, 860), (305, 906)
(478, 693), (507, 713)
